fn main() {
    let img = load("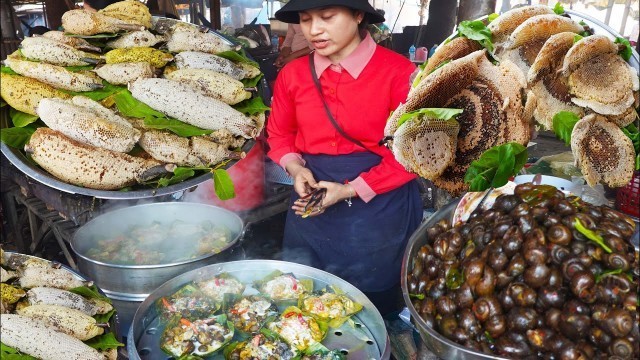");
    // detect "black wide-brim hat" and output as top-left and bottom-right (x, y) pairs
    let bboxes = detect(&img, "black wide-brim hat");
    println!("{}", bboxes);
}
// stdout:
(275, 0), (385, 24)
